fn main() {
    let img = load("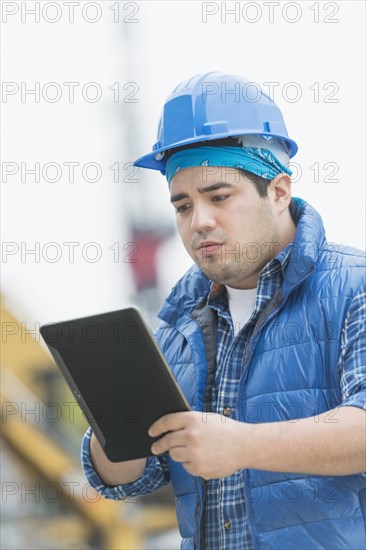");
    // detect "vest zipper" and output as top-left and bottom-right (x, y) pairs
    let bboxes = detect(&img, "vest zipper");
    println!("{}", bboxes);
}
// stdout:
(194, 476), (206, 549)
